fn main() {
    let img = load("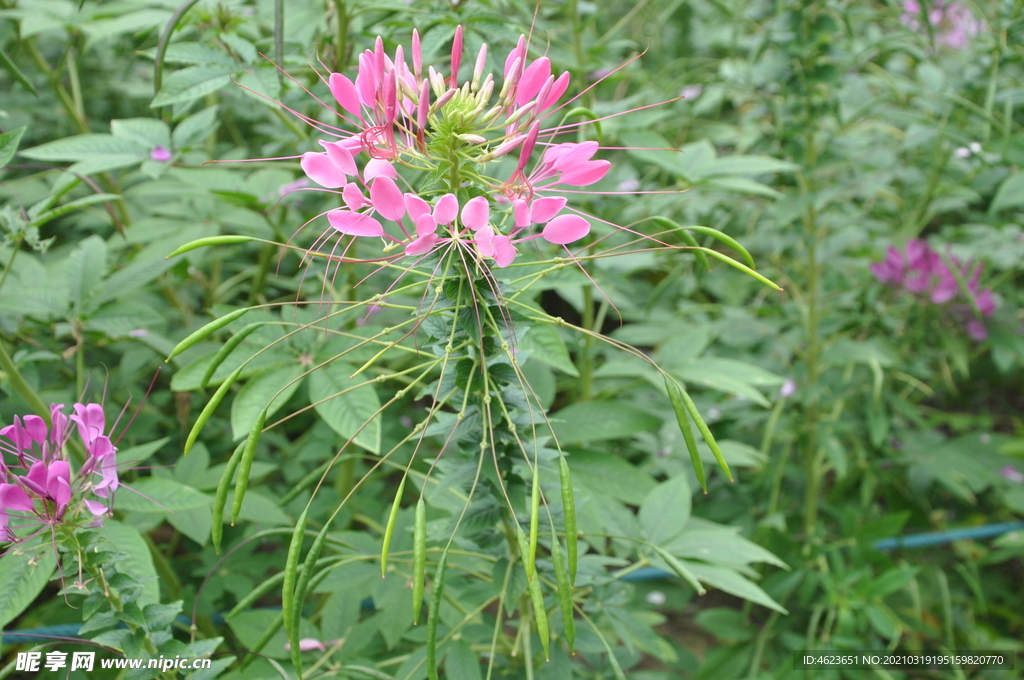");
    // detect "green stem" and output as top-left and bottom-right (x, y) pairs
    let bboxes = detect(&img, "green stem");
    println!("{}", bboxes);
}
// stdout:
(0, 341), (51, 425)
(579, 285), (594, 400)
(332, 0), (349, 73)
(0, 236), (21, 298)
